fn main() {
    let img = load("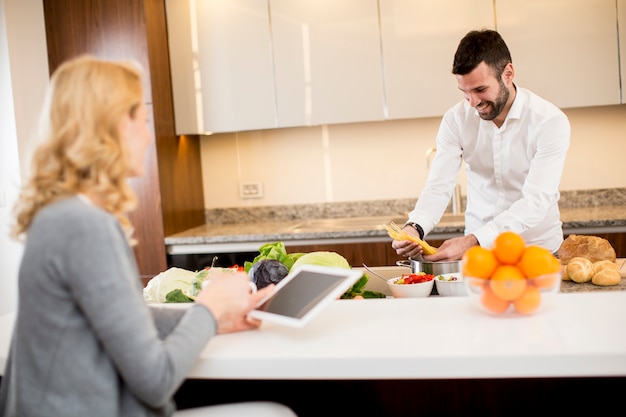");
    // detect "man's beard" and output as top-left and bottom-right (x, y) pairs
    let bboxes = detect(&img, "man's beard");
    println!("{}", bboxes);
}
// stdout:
(476, 80), (509, 121)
